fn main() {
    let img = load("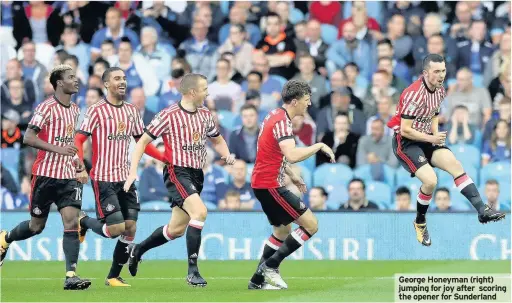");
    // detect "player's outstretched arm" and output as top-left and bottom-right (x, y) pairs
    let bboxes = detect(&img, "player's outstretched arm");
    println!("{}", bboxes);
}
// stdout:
(401, 118), (446, 145)
(124, 133), (154, 192)
(24, 128), (77, 156)
(279, 139), (334, 164)
(209, 135), (236, 165)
